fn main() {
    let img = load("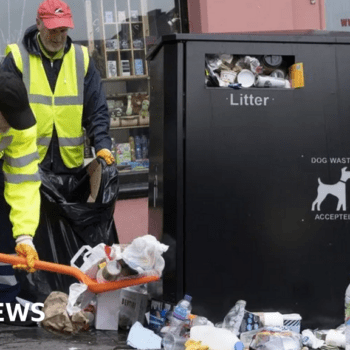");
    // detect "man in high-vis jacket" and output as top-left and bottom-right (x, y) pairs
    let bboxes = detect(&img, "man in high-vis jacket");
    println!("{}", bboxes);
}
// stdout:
(1, 0), (115, 175)
(0, 72), (41, 325)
